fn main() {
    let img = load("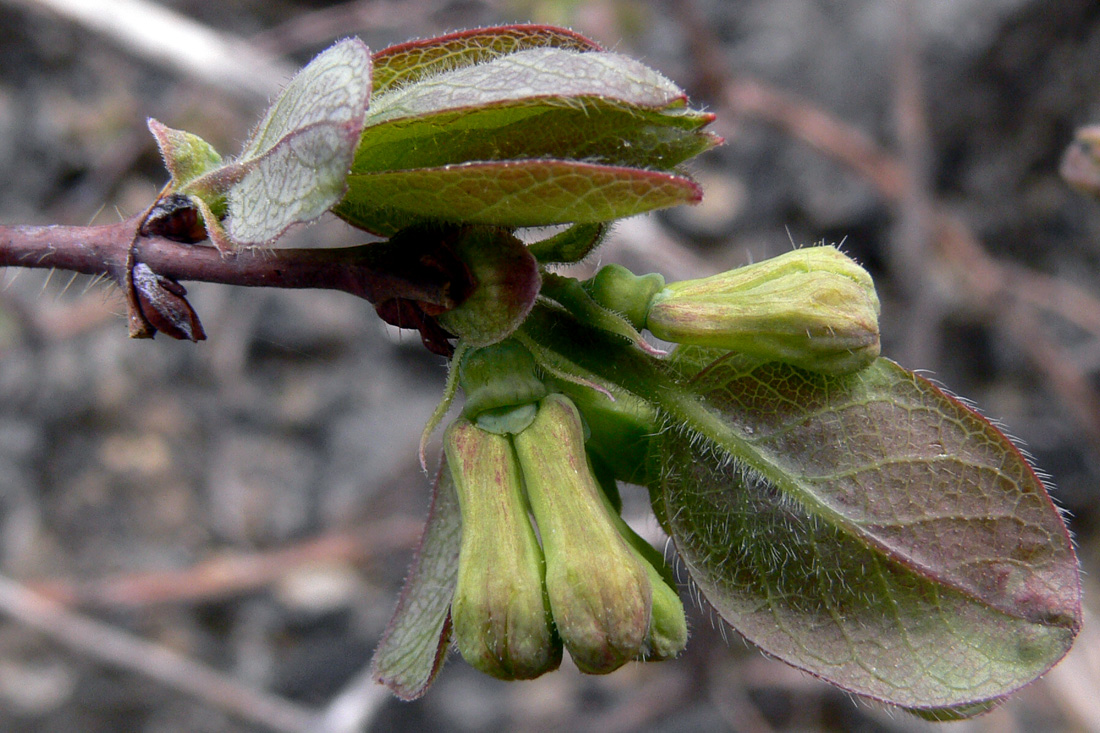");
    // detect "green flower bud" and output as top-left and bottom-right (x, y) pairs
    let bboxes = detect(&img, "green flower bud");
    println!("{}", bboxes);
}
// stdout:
(513, 393), (652, 674)
(459, 340), (547, 435)
(584, 264), (666, 331)
(445, 418), (561, 680)
(549, 378), (659, 486)
(646, 246), (881, 374)
(635, 556), (687, 661)
(606, 510), (687, 661)
(584, 455), (686, 660)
